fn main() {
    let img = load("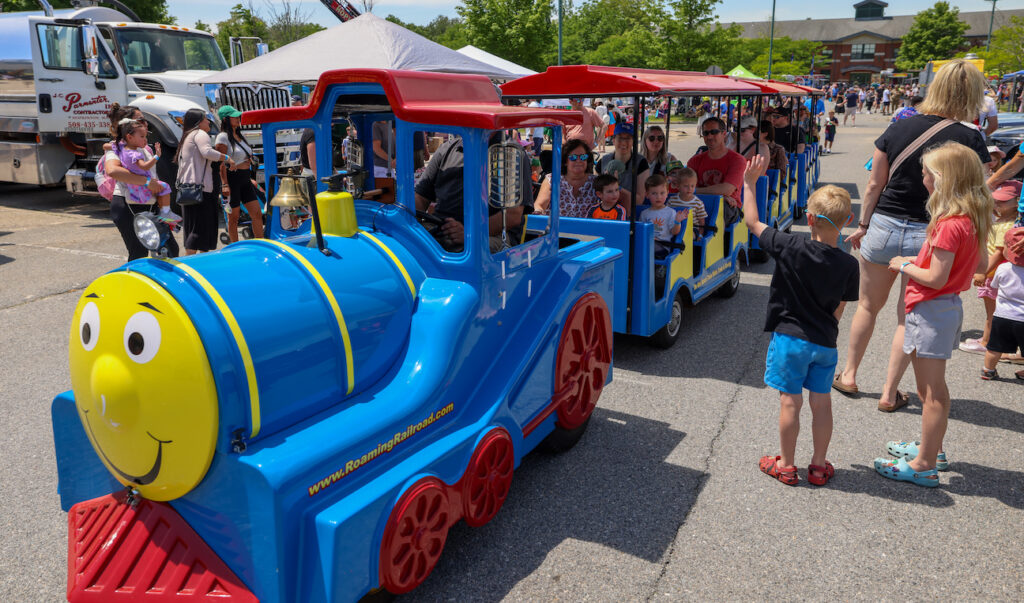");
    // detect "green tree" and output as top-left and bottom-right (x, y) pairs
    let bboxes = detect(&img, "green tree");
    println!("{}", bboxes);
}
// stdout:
(215, 3), (270, 64)
(977, 16), (1024, 73)
(457, 0), (554, 72)
(895, 1), (969, 71)
(748, 37), (826, 78)
(0, 0), (174, 23)
(660, 0), (743, 71)
(555, 0), (666, 67)
(588, 27), (663, 69)
(385, 14), (470, 50)
(193, 19), (212, 33)
(264, 0), (325, 49)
